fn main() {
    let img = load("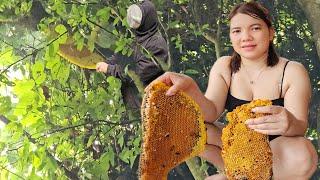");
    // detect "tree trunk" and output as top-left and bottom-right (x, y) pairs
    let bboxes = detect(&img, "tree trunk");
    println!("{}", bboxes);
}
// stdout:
(203, 31), (222, 59)
(297, 0), (320, 60)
